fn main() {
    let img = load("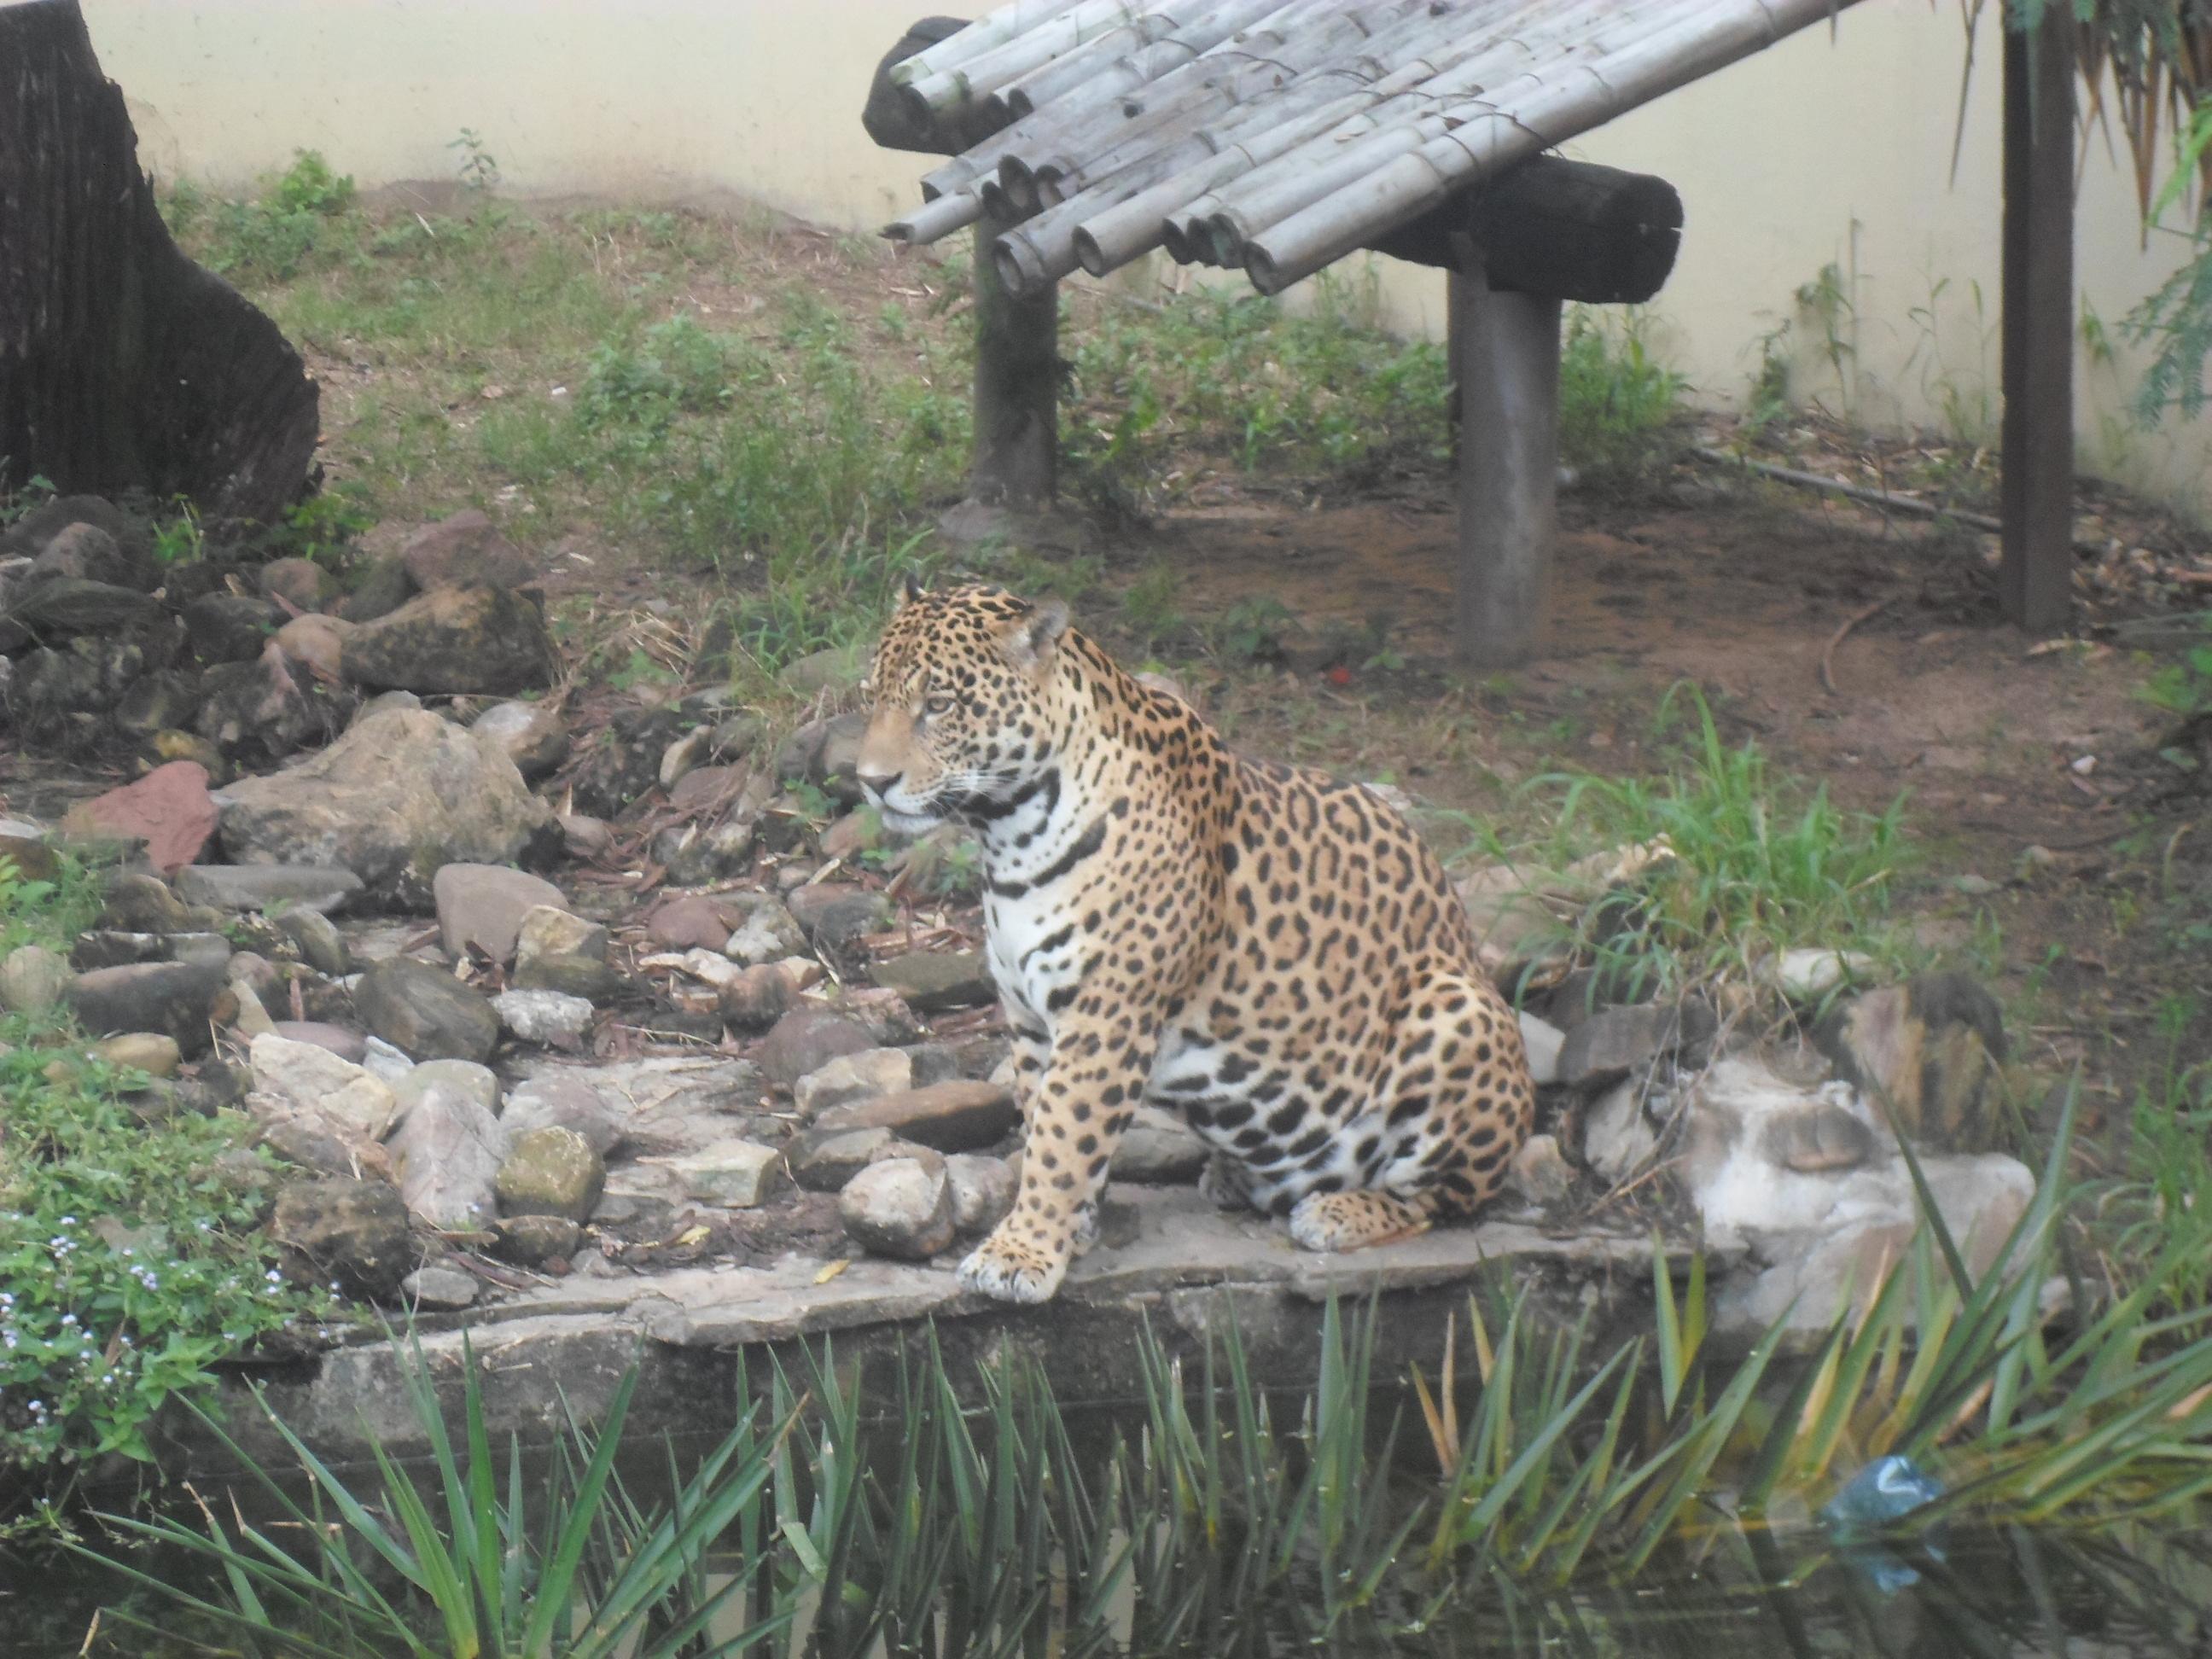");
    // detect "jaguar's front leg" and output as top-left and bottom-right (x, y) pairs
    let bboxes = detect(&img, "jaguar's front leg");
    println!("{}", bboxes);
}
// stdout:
(958, 1013), (1154, 1304)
